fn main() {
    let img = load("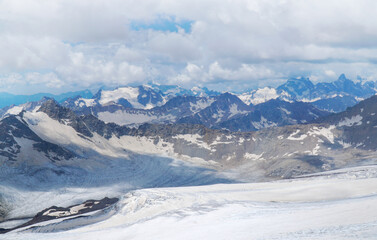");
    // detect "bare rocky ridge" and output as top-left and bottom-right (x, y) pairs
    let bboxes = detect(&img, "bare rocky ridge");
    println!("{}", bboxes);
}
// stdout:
(1, 96), (377, 184)
(0, 197), (118, 234)
(0, 113), (75, 163)
(63, 92), (331, 132)
(35, 99), (377, 178)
